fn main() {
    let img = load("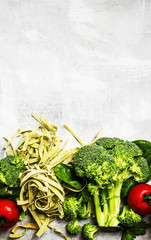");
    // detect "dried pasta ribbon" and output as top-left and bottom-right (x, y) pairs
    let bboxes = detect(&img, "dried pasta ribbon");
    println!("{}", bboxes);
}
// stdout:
(64, 124), (84, 146)
(4, 113), (81, 239)
(48, 223), (71, 240)
(9, 223), (38, 238)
